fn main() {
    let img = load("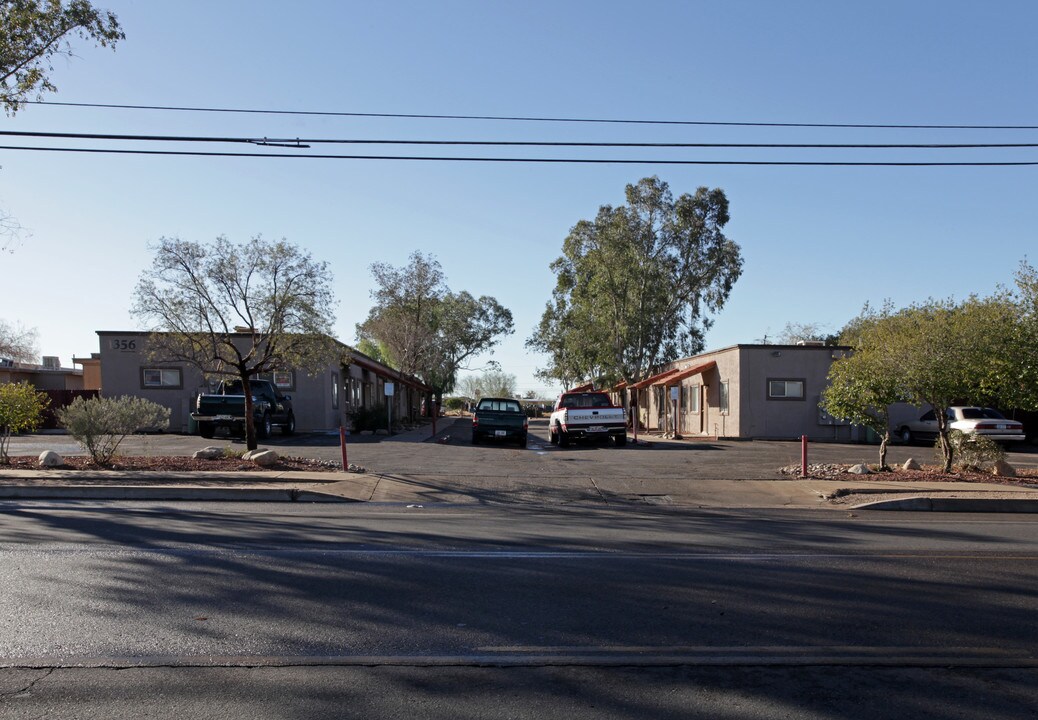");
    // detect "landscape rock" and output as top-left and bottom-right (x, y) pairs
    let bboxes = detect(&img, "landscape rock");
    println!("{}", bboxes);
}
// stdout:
(250, 450), (279, 467)
(375, 429), (390, 436)
(991, 459), (1017, 478)
(359, 430), (374, 436)
(38, 450), (63, 468)
(902, 458), (922, 471)
(848, 463), (871, 475)
(193, 446), (225, 460)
